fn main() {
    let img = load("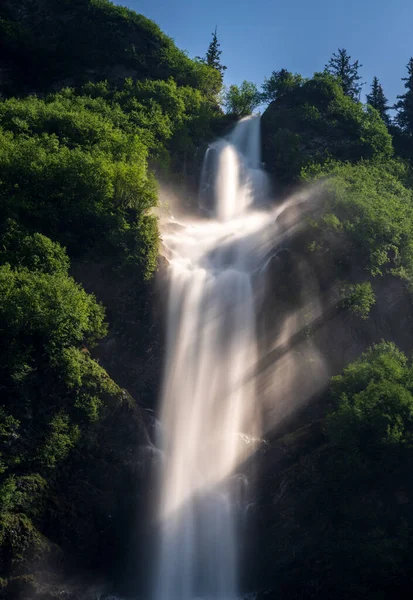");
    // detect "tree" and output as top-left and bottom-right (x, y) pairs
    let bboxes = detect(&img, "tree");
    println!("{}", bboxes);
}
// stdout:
(326, 342), (413, 454)
(198, 27), (227, 80)
(339, 281), (376, 319)
(224, 81), (260, 116)
(395, 58), (413, 134)
(262, 73), (393, 182)
(261, 69), (303, 104)
(325, 48), (363, 100)
(366, 76), (390, 124)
